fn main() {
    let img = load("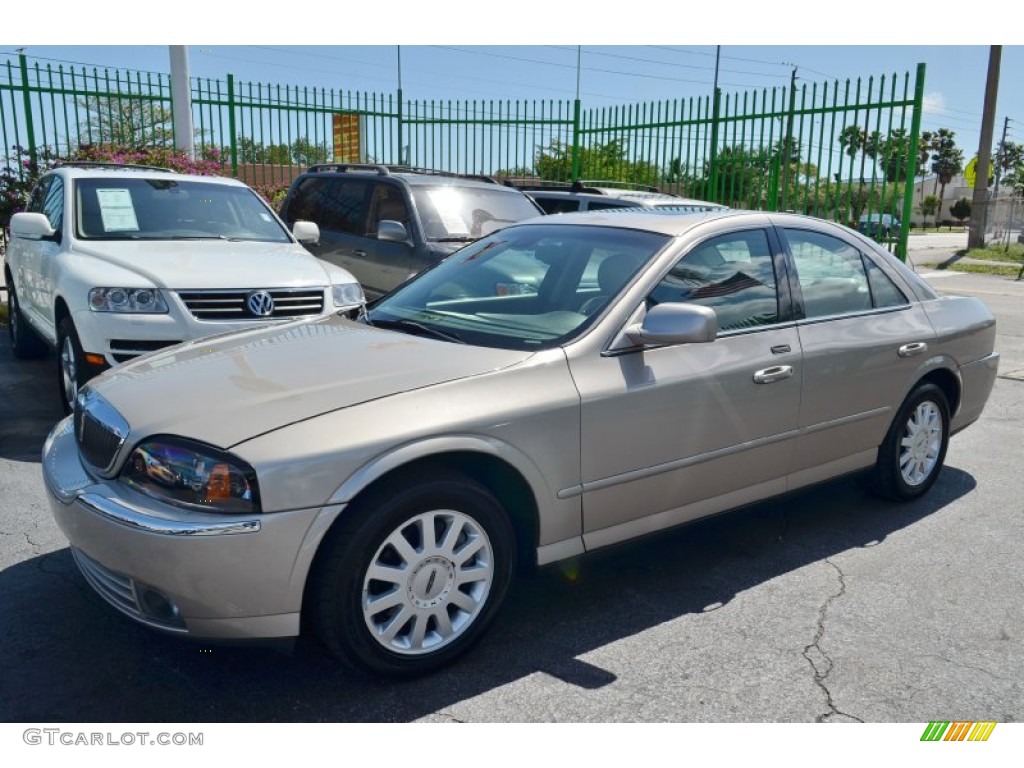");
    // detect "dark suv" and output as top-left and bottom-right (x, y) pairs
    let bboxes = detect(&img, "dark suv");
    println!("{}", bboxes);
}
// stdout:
(280, 164), (543, 299)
